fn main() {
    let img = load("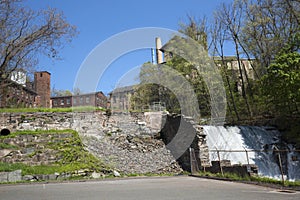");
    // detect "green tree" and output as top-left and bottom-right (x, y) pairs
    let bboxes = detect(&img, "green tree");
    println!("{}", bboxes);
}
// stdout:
(131, 62), (180, 113)
(209, 0), (299, 122)
(262, 51), (300, 116)
(178, 15), (208, 51)
(51, 89), (73, 97)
